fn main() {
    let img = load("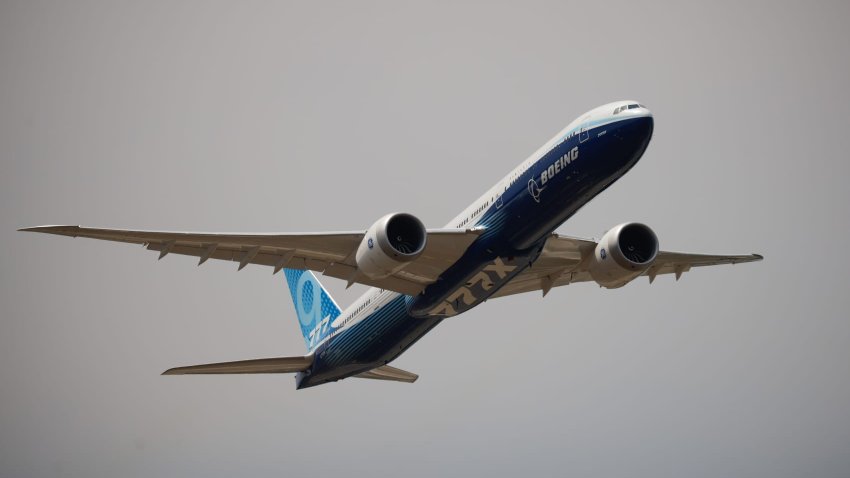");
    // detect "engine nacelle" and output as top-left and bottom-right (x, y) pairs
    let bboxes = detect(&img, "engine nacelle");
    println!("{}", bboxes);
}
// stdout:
(355, 213), (427, 280)
(588, 222), (659, 288)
